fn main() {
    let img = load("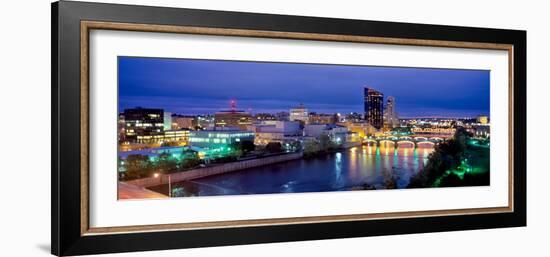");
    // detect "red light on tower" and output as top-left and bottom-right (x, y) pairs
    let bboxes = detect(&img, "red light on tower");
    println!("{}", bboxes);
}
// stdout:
(230, 99), (236, 112)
